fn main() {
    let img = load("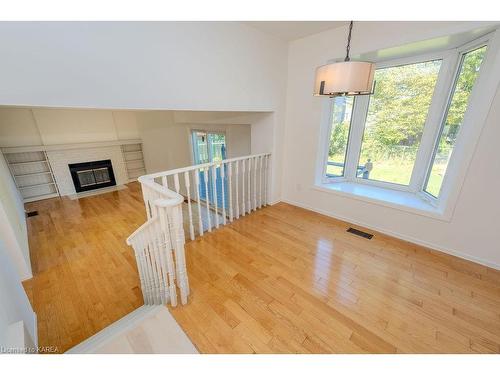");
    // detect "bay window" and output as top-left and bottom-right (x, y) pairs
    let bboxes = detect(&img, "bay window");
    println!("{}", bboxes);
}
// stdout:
(357, 59), (442, 186)
(319, 34), (490, 209)
(424, 46), (487, 197)
(325, 96), (354, 178)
